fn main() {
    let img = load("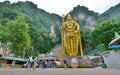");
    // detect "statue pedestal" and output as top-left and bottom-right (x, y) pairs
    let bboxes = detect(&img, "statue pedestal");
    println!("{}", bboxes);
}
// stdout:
(70, 57), (78, 68)
(61, 55), (92, 68)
